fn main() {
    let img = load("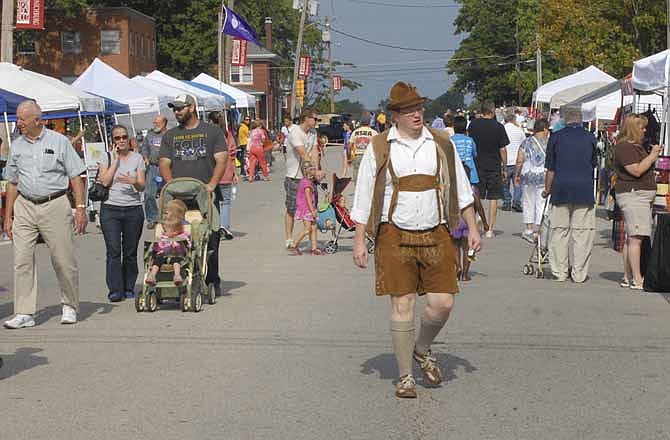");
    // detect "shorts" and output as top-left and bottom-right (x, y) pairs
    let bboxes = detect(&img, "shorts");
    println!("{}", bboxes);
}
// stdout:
(616, 189), (656, 237)
(478, 170), (503, 200)
(374, 223), (459, 296)
(284, 177), (301, 215)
